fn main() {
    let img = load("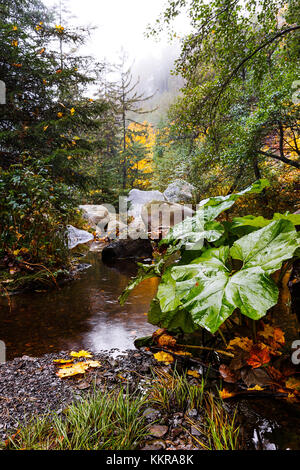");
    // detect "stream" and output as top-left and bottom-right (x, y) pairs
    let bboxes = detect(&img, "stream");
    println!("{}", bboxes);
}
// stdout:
(0, 245), (158, 360)
(0, 243), (300, 450)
